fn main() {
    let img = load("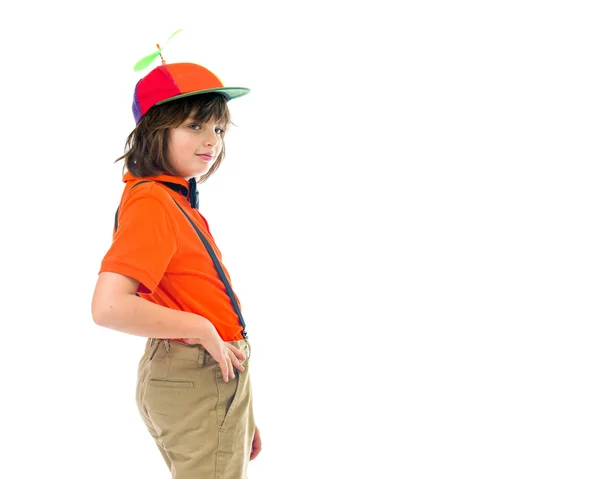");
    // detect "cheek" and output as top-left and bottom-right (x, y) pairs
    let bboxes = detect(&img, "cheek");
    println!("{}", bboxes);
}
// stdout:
(173, 134), (198, 153)
(168, 134), (195, 164)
